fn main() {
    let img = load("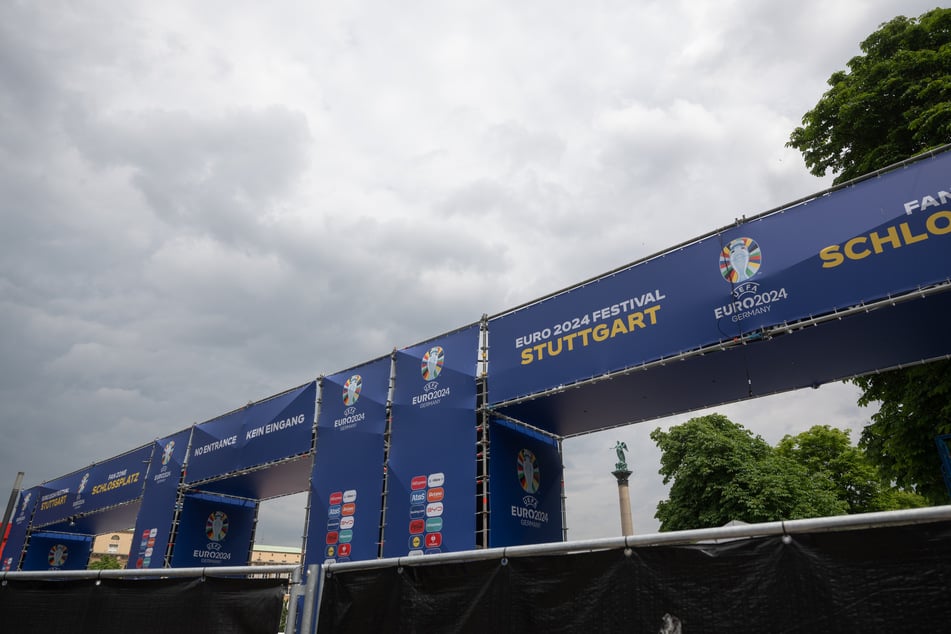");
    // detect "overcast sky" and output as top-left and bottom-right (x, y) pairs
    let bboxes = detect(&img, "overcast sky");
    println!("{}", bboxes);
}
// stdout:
(1, 1), (939, 548)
